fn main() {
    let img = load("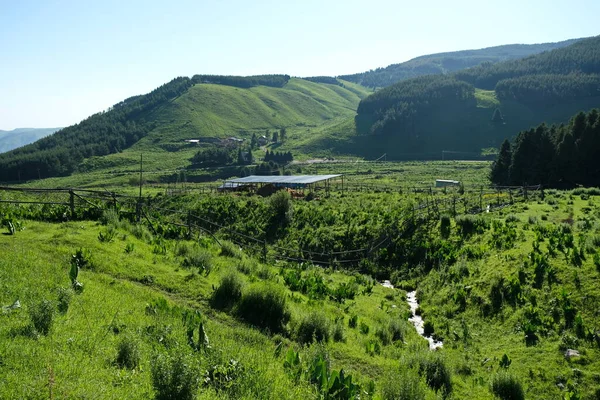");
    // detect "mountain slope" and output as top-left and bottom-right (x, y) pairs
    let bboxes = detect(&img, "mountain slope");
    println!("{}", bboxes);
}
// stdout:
(0, 77), (370, 182)
(0, 128), (61, 153)
(340, 38), (584, 88)
(352, 35), (600, 159)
